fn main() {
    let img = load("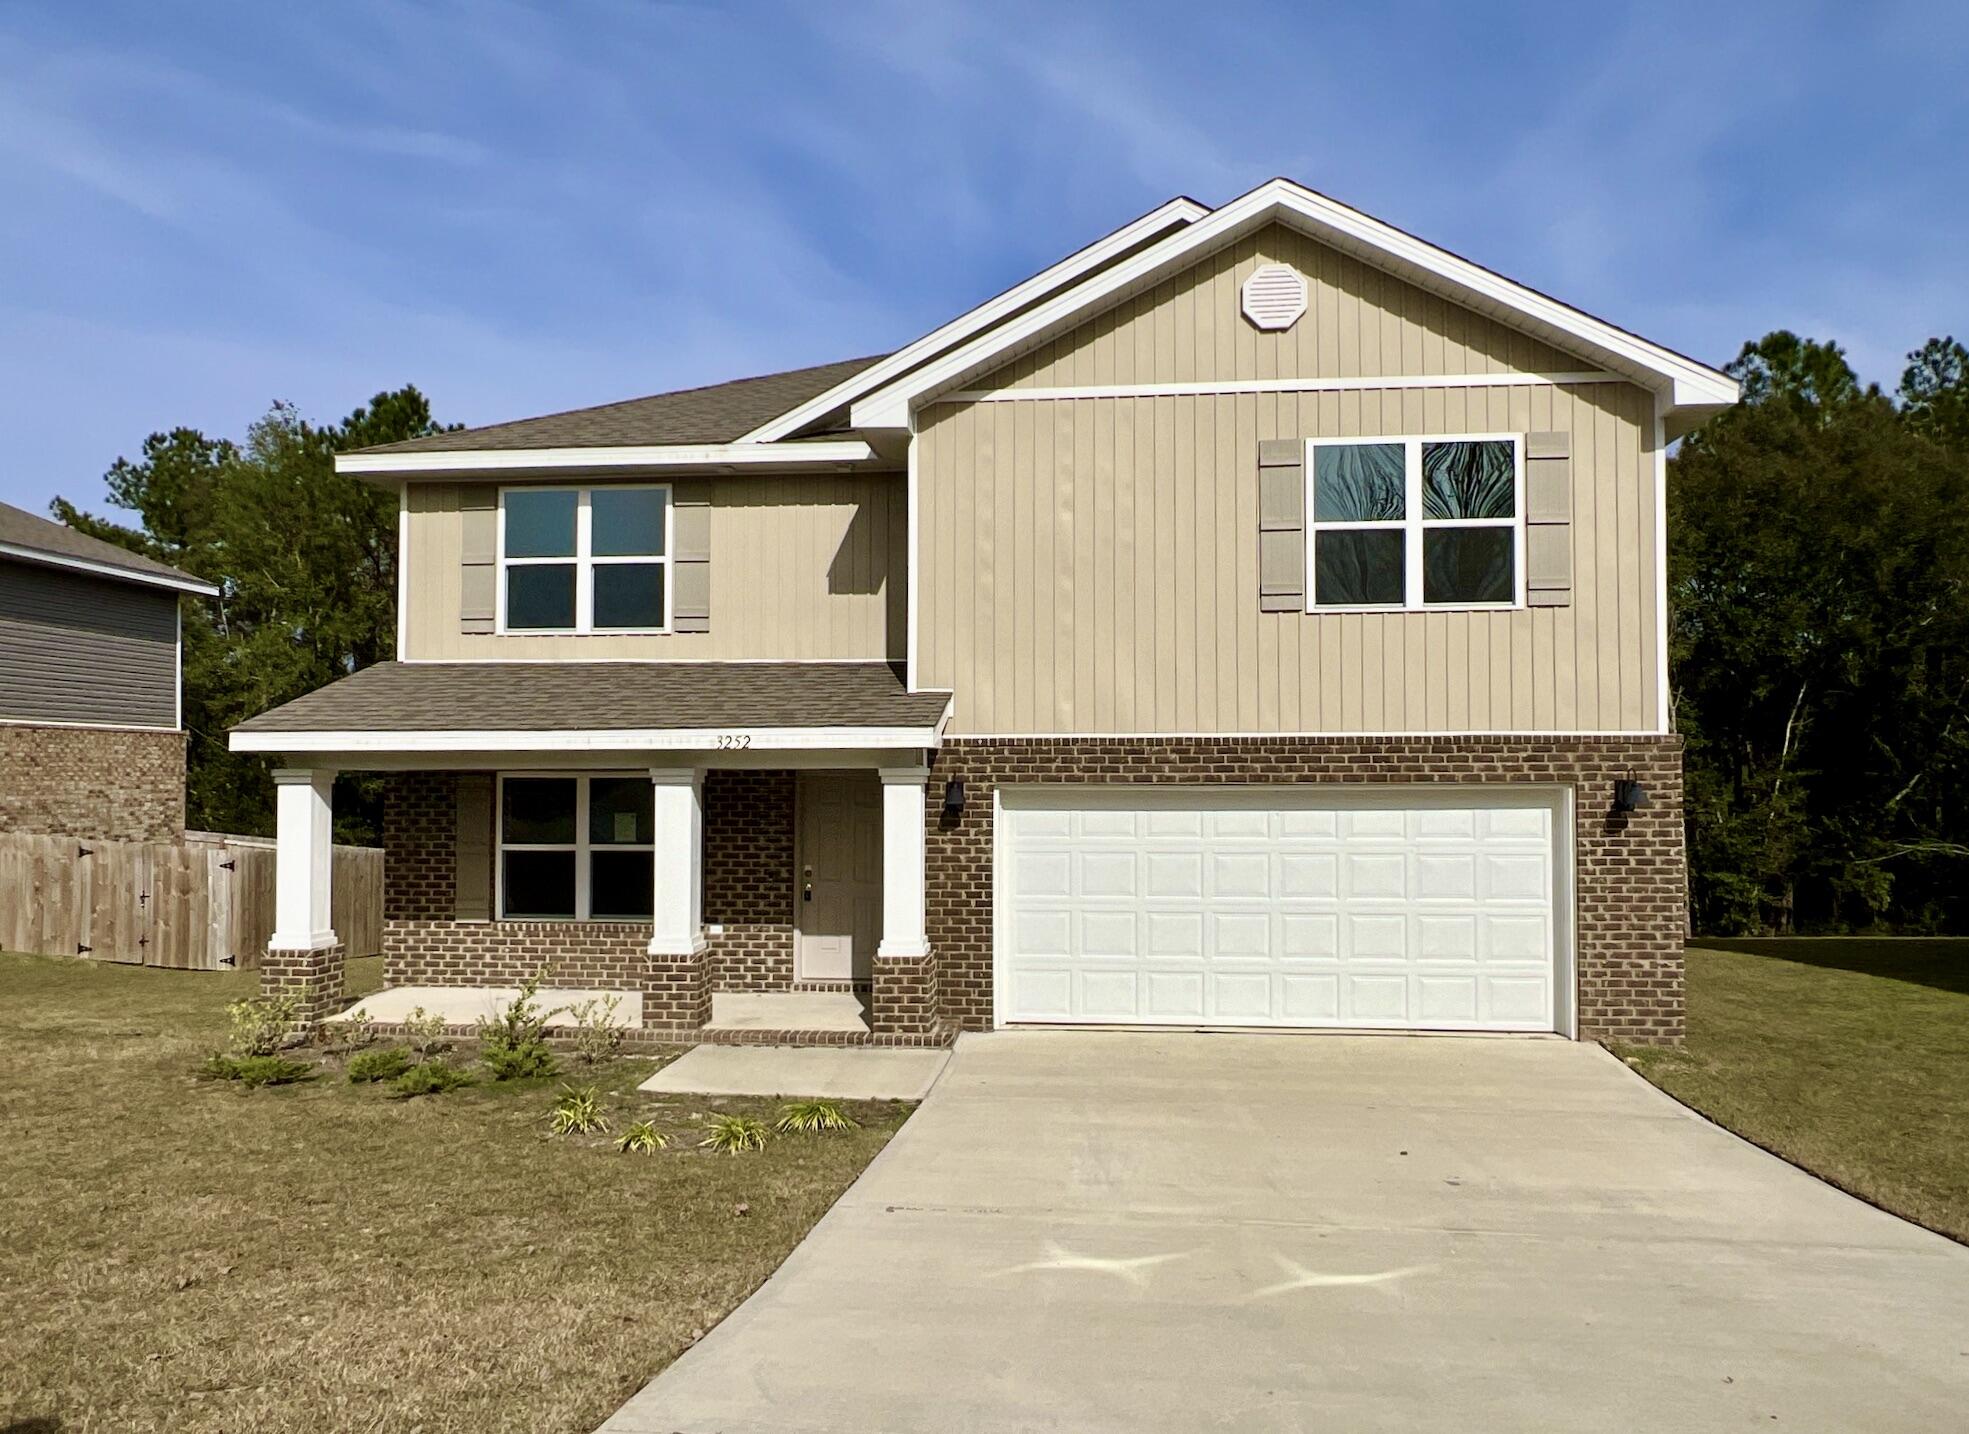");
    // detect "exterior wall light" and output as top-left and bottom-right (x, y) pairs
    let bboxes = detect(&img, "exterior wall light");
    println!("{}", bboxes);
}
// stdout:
(942, 778), (966, 821)
(1613, 776), (1649, 813)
